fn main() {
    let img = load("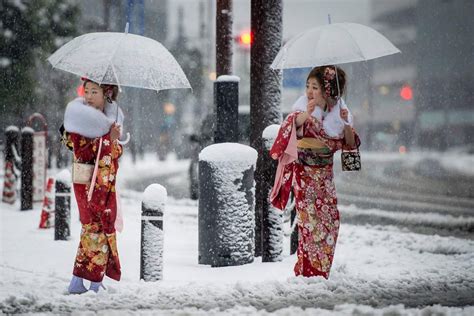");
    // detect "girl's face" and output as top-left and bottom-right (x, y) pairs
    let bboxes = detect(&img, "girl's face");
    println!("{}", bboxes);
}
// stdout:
(306, 77), (326, 107)
(84, 81), (105, 111)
